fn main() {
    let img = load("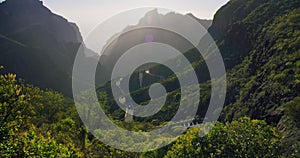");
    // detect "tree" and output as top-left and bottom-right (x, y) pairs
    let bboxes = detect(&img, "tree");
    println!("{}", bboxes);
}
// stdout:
(285, 97), (300, 126)
(1, 126), (82, 158)
(165, 118), (283, 158)
(0, 71), (82, 157)
(0, 73), (31, 142)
